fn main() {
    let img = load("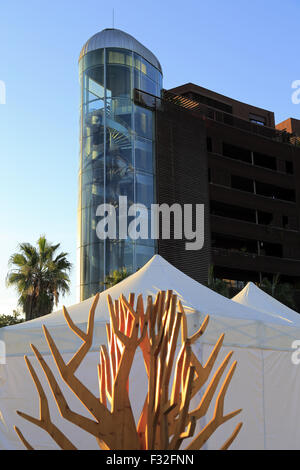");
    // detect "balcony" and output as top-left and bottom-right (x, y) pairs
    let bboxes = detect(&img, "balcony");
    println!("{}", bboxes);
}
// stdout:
(161, 90), (298, 146)
(209, 152), (295, 184)
(209, 184), (297, 215)
(211, 214), (300, 240)
(133, 87), (300, 147)
(212, 247), (300, 277)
